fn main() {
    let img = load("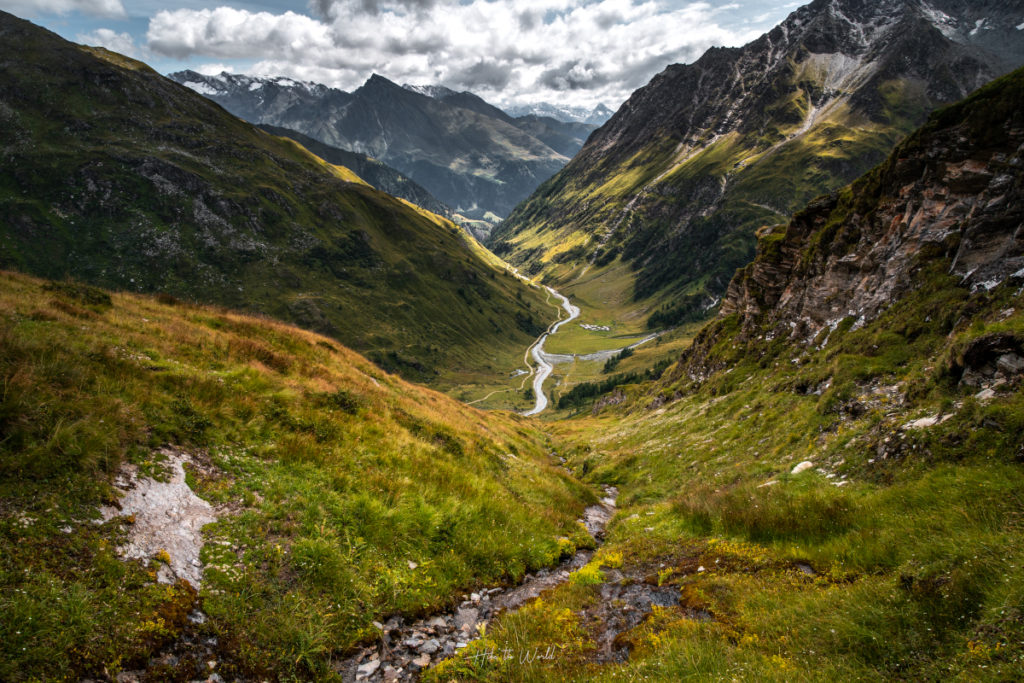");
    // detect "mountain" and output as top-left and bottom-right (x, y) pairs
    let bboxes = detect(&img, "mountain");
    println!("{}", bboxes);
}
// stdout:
(492, 0), (1024, 328)
(431, 66), (1024, 683)
(0, 12), (553, 389)
(684, 63), (1024, 381)
(508, 114), (597, 158)
(170, 70), (576, 219)
(256, 124), (451, 217)
(402, 82), (598, 157)
(504, 101), (615, 125)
